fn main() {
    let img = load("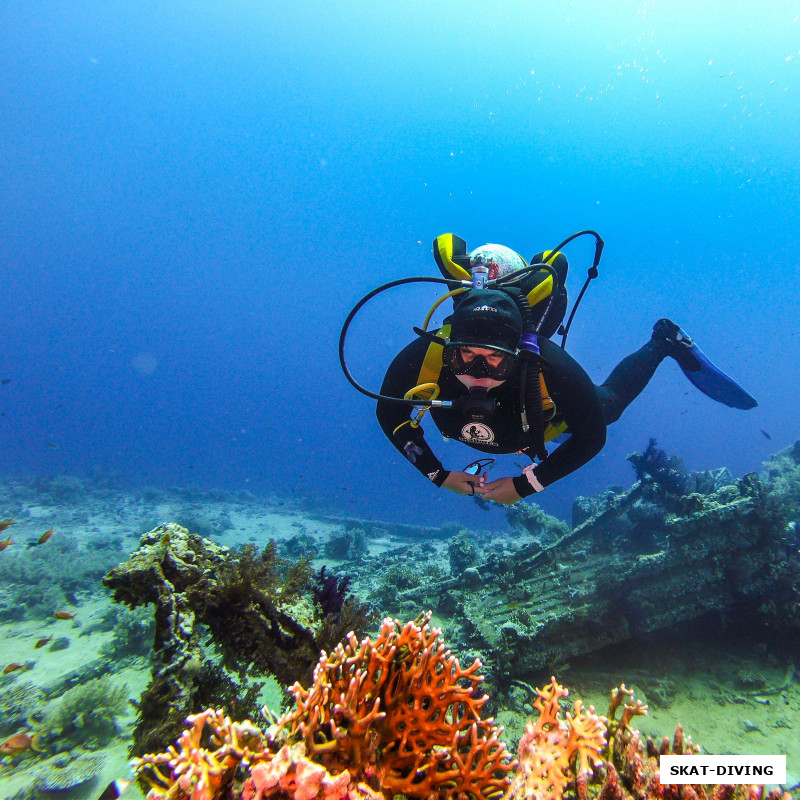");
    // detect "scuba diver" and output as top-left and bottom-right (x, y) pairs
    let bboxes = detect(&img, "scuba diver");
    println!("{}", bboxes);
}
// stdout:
(340, 232), (757, 505)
